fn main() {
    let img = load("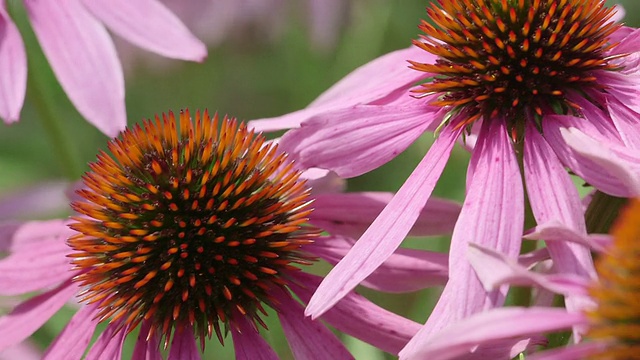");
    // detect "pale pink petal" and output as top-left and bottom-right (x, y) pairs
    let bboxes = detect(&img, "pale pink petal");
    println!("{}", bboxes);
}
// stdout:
(43, 304), (98, 360)
(0, 341), (41, 360)
(302, 168), (346, 194)
(291, 272), (420, 355)
(167, 328), (200, 360)
(0, 278), (77, 351)
(231, 316), (278, 360)
(132, 321), (162, 360)
(85, 322), (128, 360)
(568, 94), (620, 140)
(25, 0), (125, 136)
(402, 119), (524, 357)
(518, 248), (550, 268)
(81, 0), (206, 61)
(0, 222), (20, 252)
(0, 219), (73, 252)
(279, 104), (442, 178)
(272, 289), (352, 360)
(305, 126), (461, 318)
(524, 221), (612, 252)
(528, 342), (608, 360)
(595, 71), (640, 114)
(409, 308), (587, 360)
(0, 181), (70, 220)
(310, 192), (460, 239)
(468, 243), (590, 296)
(308, 235), (448, 292)
(609, 27), (640, 56)
(0, 5), (26, 123)
(607, 97), (640, 149)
